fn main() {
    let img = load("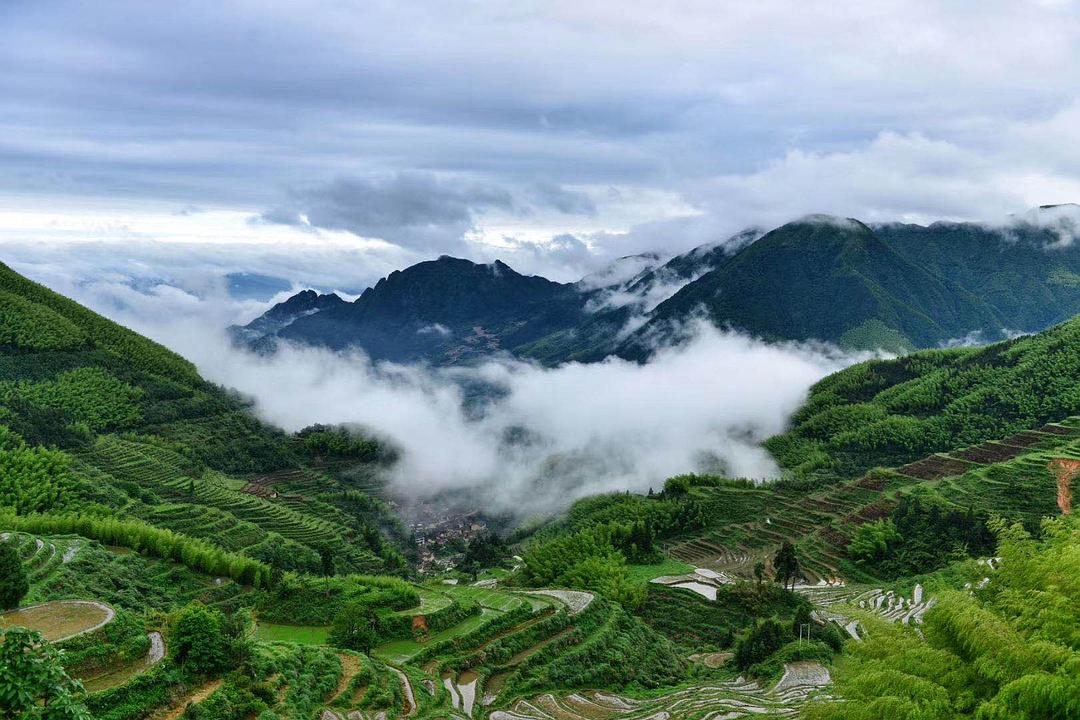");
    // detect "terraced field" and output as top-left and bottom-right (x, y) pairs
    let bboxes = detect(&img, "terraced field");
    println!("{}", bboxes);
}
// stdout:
(72, 433), (394, 575)
(1, 531), (85, 596)
(664, 419), (1080, 585)
(0, 599), (115, 642)
(81, 631), (166, 693)
(489, 669), (830, 720)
